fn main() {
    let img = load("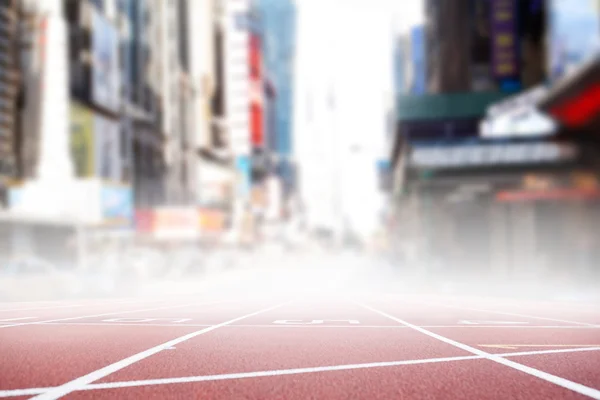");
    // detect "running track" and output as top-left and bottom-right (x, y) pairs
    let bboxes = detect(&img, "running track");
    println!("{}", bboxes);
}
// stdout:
(1, 292), (599, 399)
